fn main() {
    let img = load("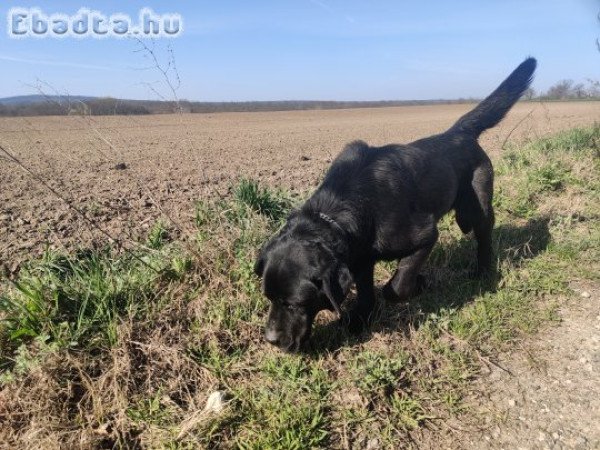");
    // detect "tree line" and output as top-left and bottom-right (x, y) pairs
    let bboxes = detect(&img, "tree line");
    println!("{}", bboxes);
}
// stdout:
(1, 79), (598, 117)
(524, 79), (600, 100)
(0, 97), (152, 117)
